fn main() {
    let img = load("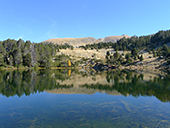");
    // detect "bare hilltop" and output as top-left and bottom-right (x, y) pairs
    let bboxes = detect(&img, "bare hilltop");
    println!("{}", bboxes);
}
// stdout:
(41, 35), (130, 47)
